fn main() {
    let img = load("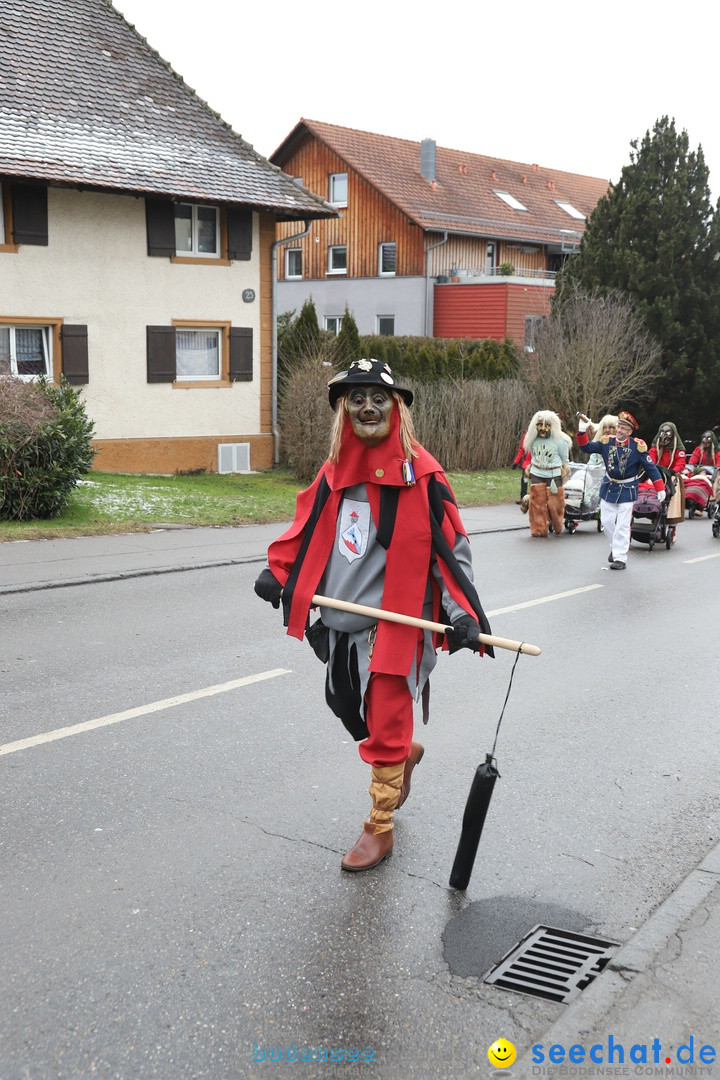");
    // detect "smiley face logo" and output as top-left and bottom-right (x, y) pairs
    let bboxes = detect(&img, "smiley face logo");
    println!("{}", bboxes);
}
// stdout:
(488, 1039), (517, 1068)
